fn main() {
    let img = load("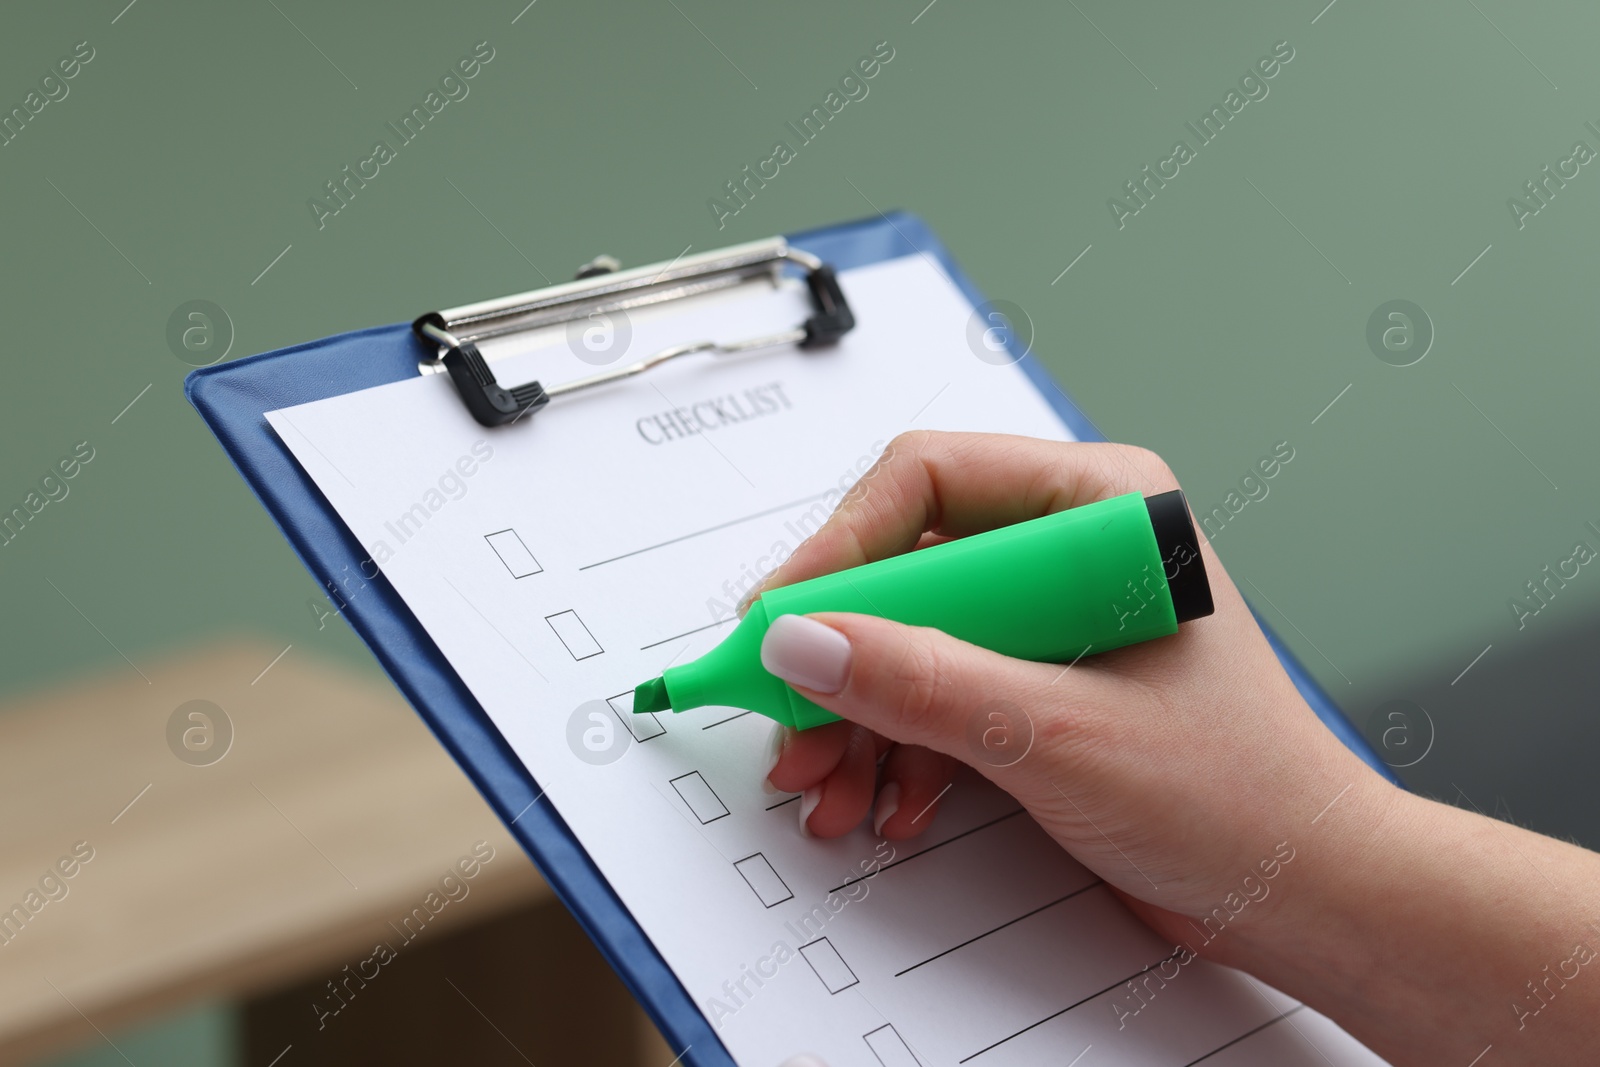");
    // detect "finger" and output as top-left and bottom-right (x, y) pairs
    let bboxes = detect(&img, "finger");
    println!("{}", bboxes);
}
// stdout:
(797, 724), (879, 838)
(754, 432), (1175, 600)
(764, 720), (852, 795)
(874, 744), (960, 839)
(759, 610), (1108, 789)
